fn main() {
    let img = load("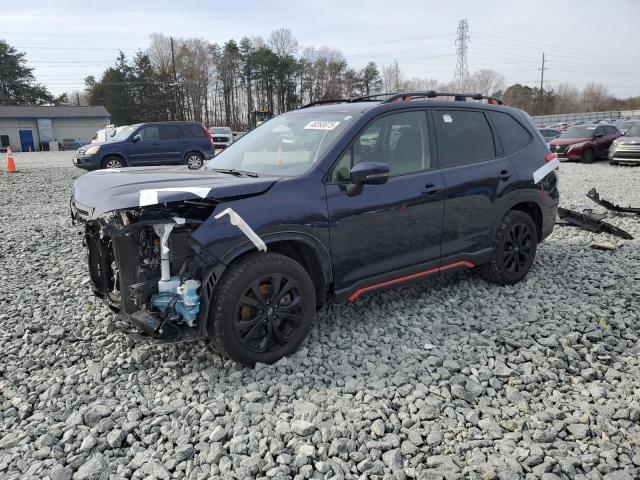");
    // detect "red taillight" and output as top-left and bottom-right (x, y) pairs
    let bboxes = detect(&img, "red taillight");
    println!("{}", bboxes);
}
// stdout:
(545, 153), (557, 162)
(202, 125), (214, 145)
